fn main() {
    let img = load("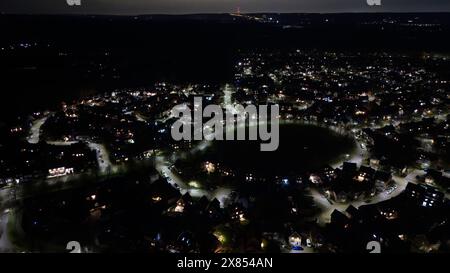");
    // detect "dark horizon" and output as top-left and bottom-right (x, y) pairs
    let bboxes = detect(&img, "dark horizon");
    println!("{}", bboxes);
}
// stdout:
(1, 0), (450, 15)
(0, 11), (450, 17)
(3, 11), (450, 16)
